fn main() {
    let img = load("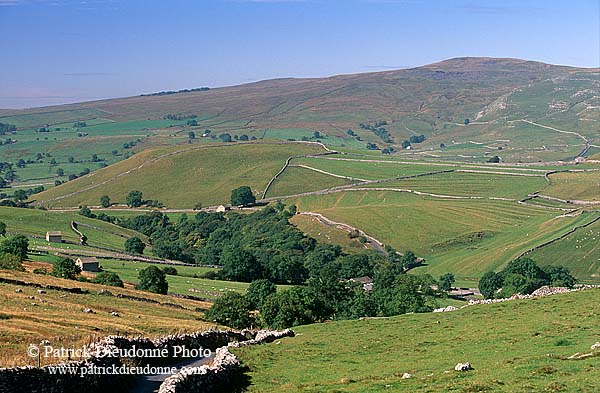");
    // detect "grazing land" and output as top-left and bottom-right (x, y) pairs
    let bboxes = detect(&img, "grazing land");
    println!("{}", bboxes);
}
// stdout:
(234, 287), (600, 392)
(541, 171), (600, 201)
